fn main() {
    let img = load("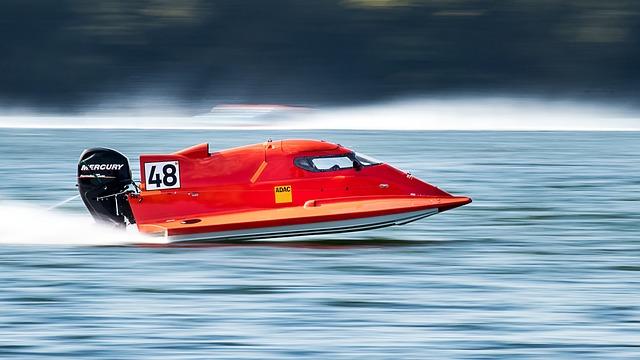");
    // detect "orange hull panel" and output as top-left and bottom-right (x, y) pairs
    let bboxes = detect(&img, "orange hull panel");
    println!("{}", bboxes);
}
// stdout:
(138, 196), (471, 238)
